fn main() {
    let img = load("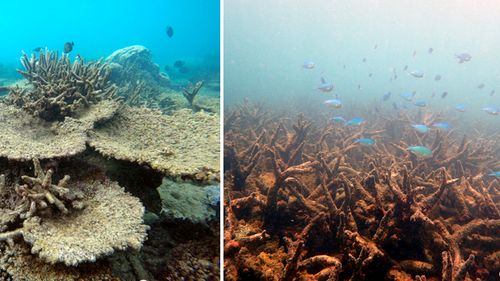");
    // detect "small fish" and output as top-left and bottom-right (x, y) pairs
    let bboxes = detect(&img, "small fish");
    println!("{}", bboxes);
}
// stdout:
(324, 99), (342, 108)
(432, 122), (450, 129)
(392, 102), (399, 110)
(343, 64), (346, 69)
(63, 42), (74, 53)
(362, 58), (366, 63)
(455, 104), (466, 112)
(413, 100), (427, 107)
(490, 90), (495, 96)
(400, 92), (415, 101)
(410, 70), (424, 78)
(431, 92), (436, 98)
(412, 50), (417, 58)
(358, 84), (362, 90)
(488, 171), (500, 177)
(332, 116), (346, 123)
(477, 83), (485, 89)
(408, 146), (433, 157)
(345, 117), (364, 126)
(302, 61), (315, 69)
(441, 92), (448, 99)
(434, 74), (442, 81)
(382, 92), (392, 101)
(33, 47), (42, 52)
(166, 26), (174, 38)
(374, 44), (378, 50)
(412, 124), (429, 133)
(317, 77), (334, 92)
(403, 65), (408, 71)
(355, 138), (376, 146)
(455, 53), (471, 63)
(173, 60), (185, 68)
(394, 74), (398, 80)
(428, 47), (434, 54)
(482, 106), (499, 115)
(368, 73), (373, 78)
